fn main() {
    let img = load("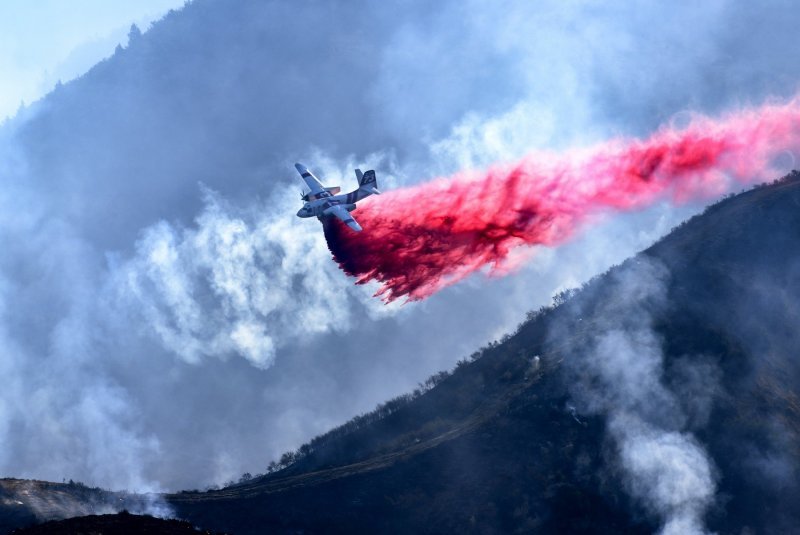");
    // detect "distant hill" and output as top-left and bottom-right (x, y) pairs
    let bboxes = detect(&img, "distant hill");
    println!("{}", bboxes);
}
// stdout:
(11, 0), (390, 250)
(9, 0), (488, 250)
